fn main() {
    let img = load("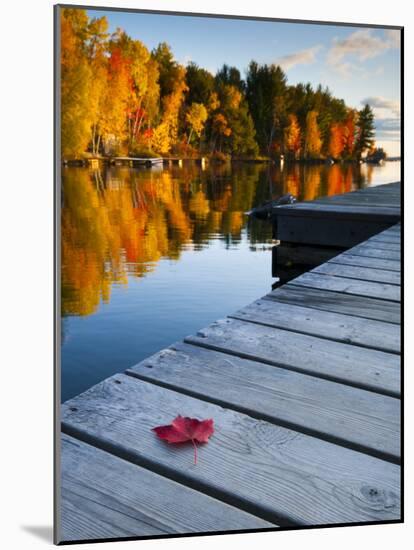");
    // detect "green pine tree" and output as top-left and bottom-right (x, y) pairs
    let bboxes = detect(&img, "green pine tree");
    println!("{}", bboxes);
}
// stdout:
(355, 104), (375, 159)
